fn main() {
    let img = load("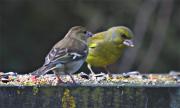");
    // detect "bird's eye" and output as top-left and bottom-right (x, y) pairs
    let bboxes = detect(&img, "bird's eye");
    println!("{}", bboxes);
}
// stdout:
(121, 34), (127, 39)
